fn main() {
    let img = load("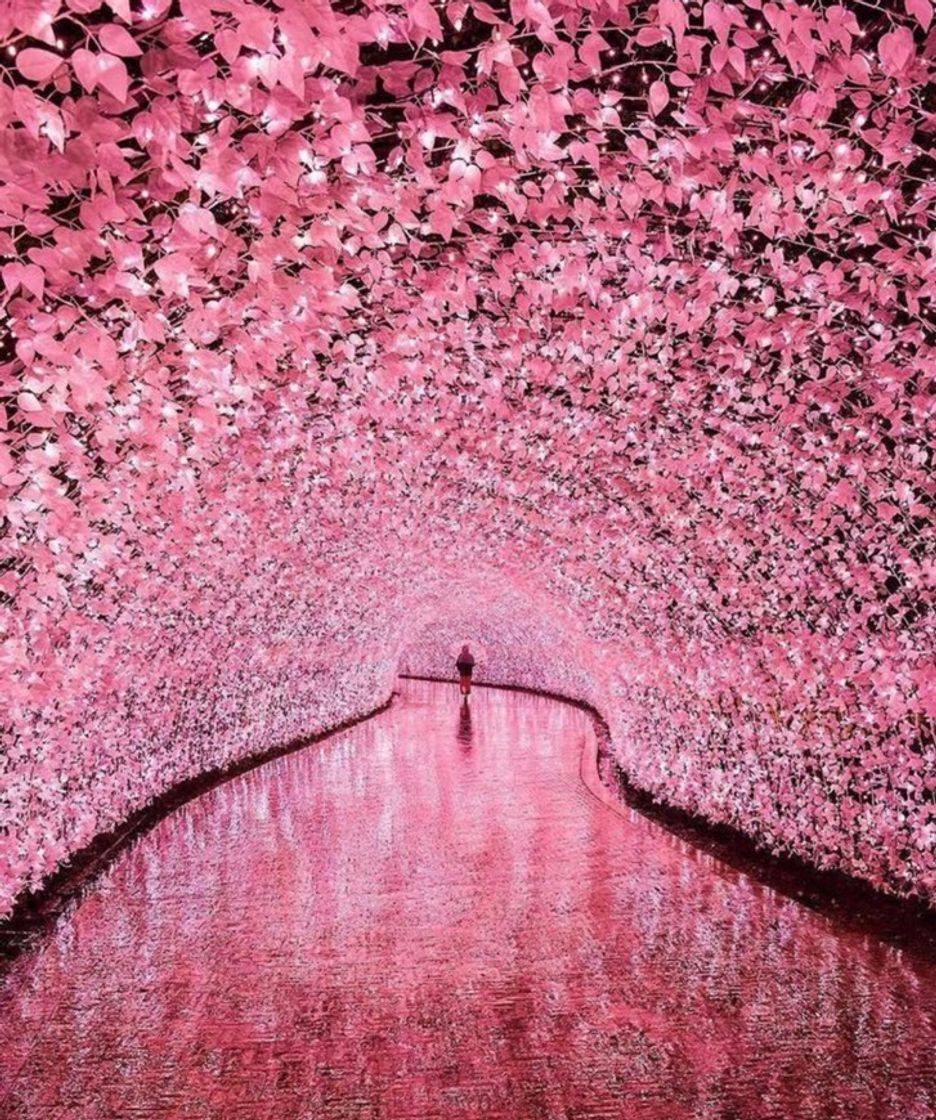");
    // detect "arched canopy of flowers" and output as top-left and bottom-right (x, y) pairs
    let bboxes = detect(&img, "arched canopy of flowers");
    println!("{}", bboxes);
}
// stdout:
(0, 0), (933, 913)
